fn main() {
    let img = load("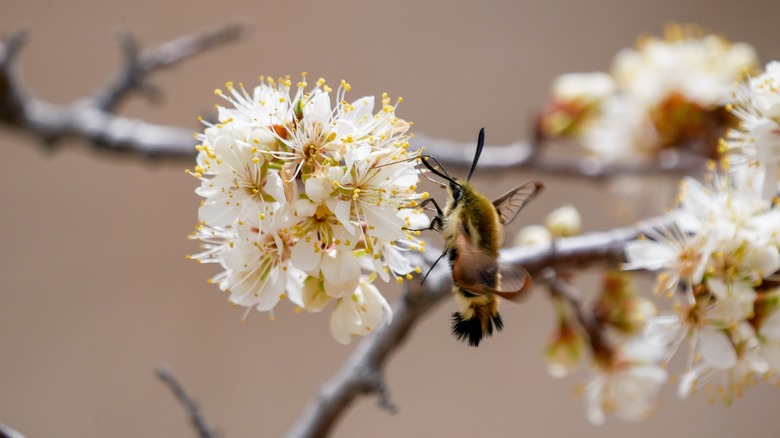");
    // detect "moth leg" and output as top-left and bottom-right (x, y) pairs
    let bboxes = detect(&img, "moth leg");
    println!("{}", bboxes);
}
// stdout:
(405, 198), (445, 232)
(421, 249), (447, 285)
